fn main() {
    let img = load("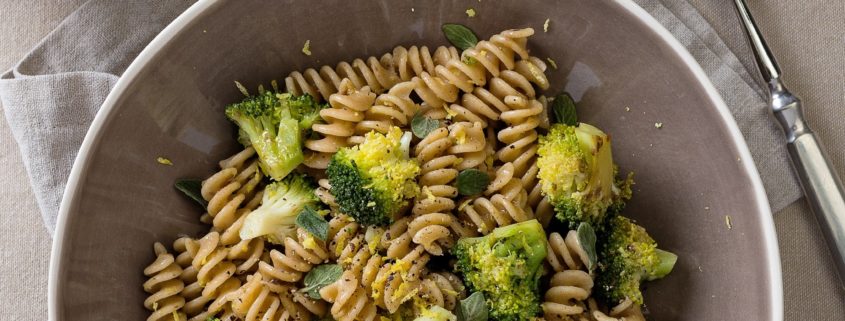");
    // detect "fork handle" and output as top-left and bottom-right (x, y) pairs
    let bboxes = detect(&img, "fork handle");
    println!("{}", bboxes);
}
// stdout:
(773, 81), (845, 283)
